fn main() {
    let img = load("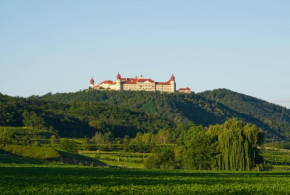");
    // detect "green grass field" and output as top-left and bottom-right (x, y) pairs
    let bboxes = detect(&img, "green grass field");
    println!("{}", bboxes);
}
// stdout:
(101, 159), (144, 168)
(0, 164), (290, 194)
